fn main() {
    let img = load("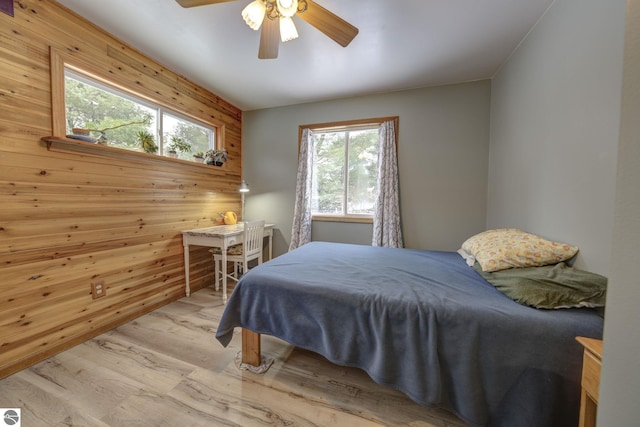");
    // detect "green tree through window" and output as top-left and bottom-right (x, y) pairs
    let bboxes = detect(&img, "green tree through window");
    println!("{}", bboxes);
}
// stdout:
(163, 113), (210, 160)
(65, 75), (155, 149)
(311, 127), (379, 216)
